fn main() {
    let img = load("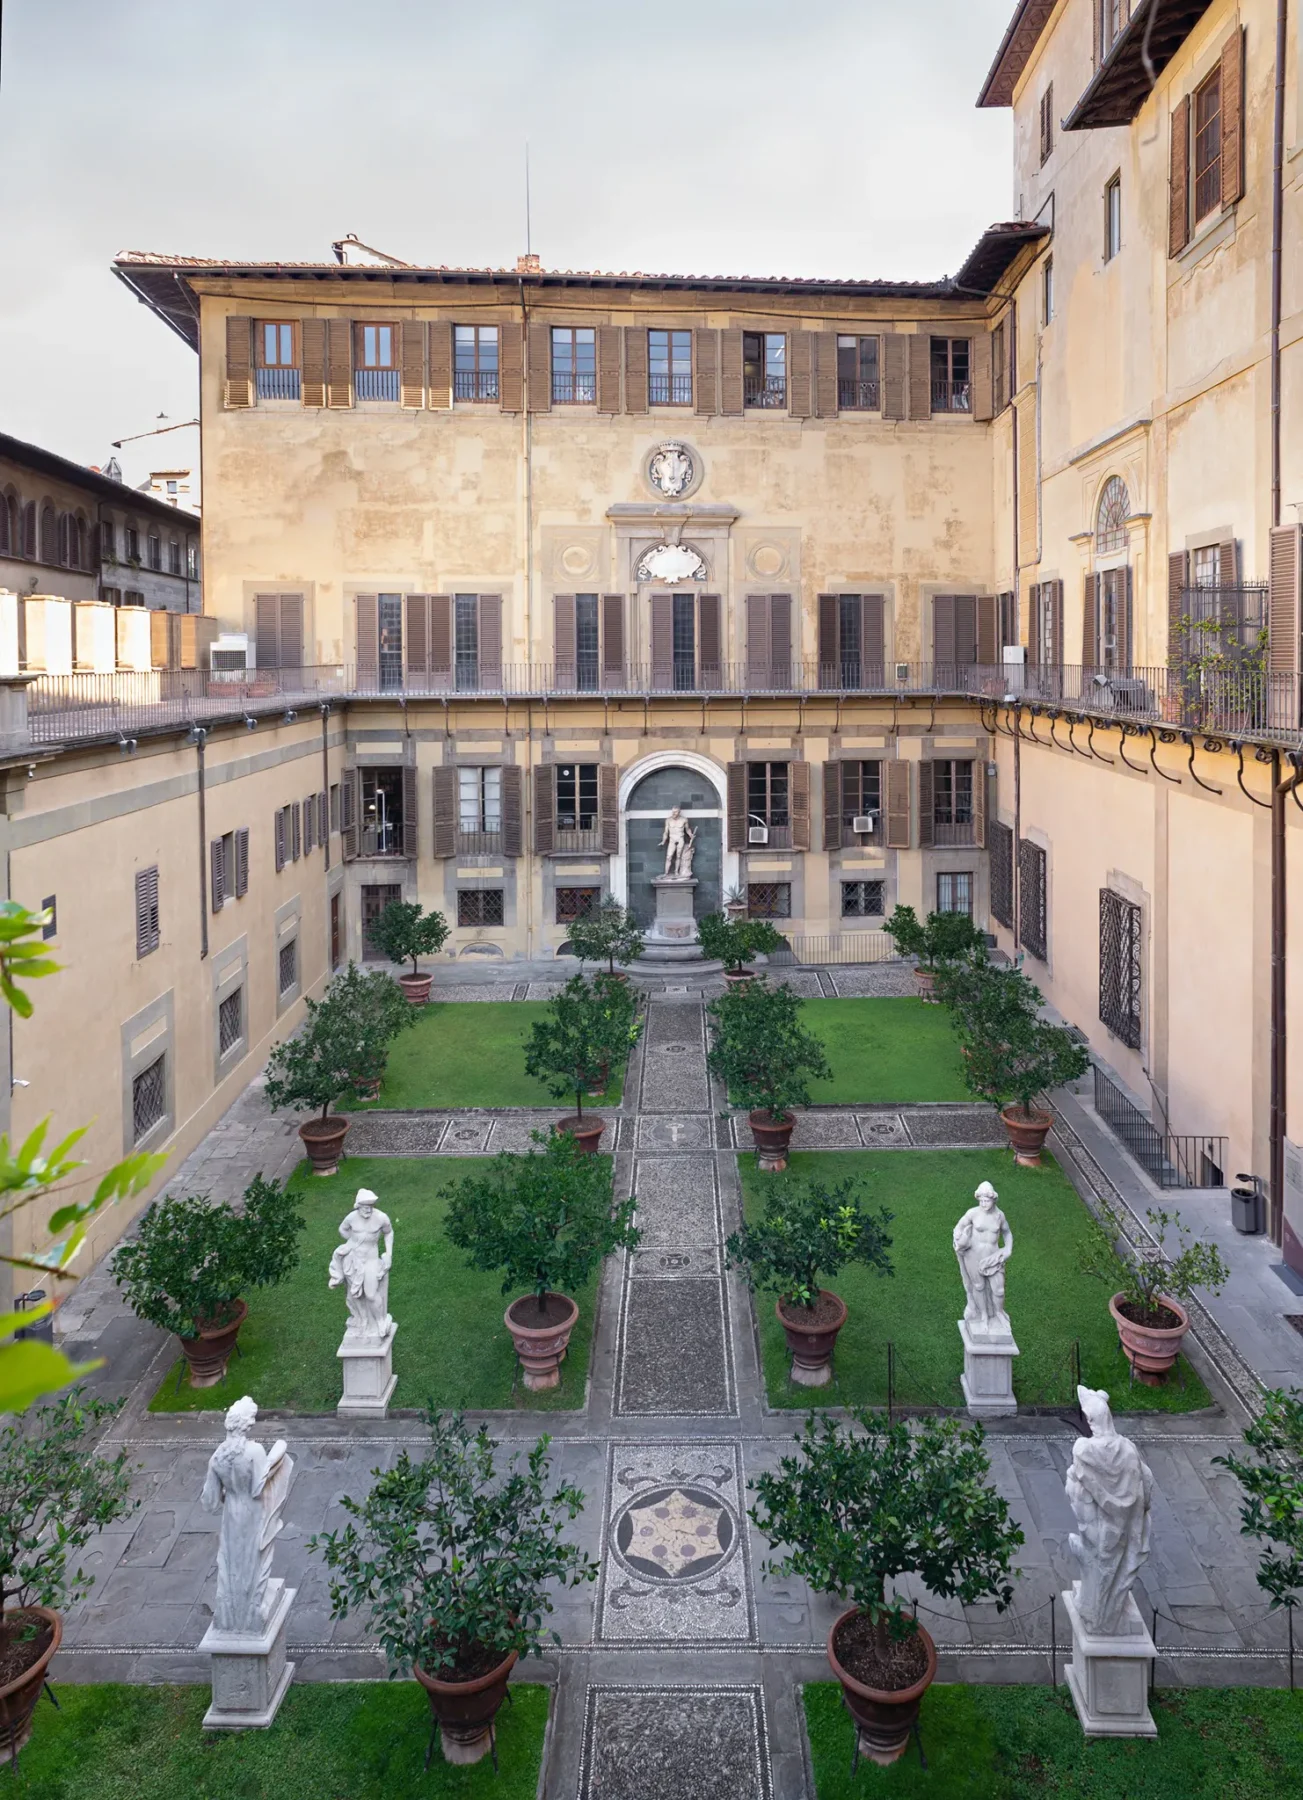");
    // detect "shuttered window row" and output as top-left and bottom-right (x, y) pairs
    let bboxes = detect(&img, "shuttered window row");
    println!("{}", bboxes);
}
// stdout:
(356, 593), (503, 692)
(1169, 28), (1244, 258)
(210, 827), (250, 914)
